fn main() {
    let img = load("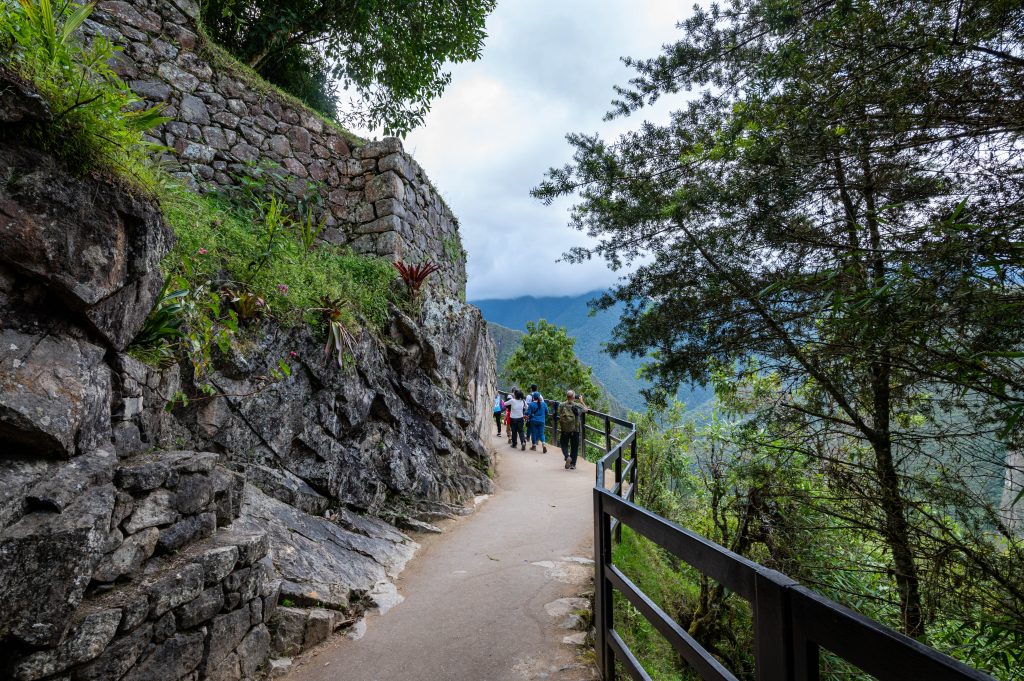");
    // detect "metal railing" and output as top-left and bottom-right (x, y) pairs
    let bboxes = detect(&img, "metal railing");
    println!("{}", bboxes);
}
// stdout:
(586, 412), (995, 681)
